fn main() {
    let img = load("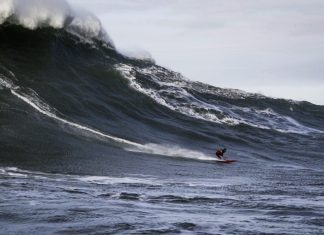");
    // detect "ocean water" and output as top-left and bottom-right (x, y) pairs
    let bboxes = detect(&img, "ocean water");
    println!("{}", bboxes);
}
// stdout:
(1, 2), (324, 234)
